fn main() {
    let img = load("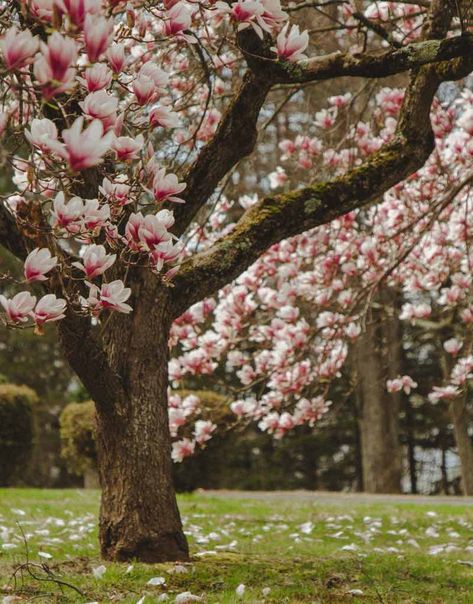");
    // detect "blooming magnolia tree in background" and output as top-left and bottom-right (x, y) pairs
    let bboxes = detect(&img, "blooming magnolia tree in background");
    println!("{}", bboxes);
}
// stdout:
(0, 0), (472, 561)
(169, 82), (473, 493)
